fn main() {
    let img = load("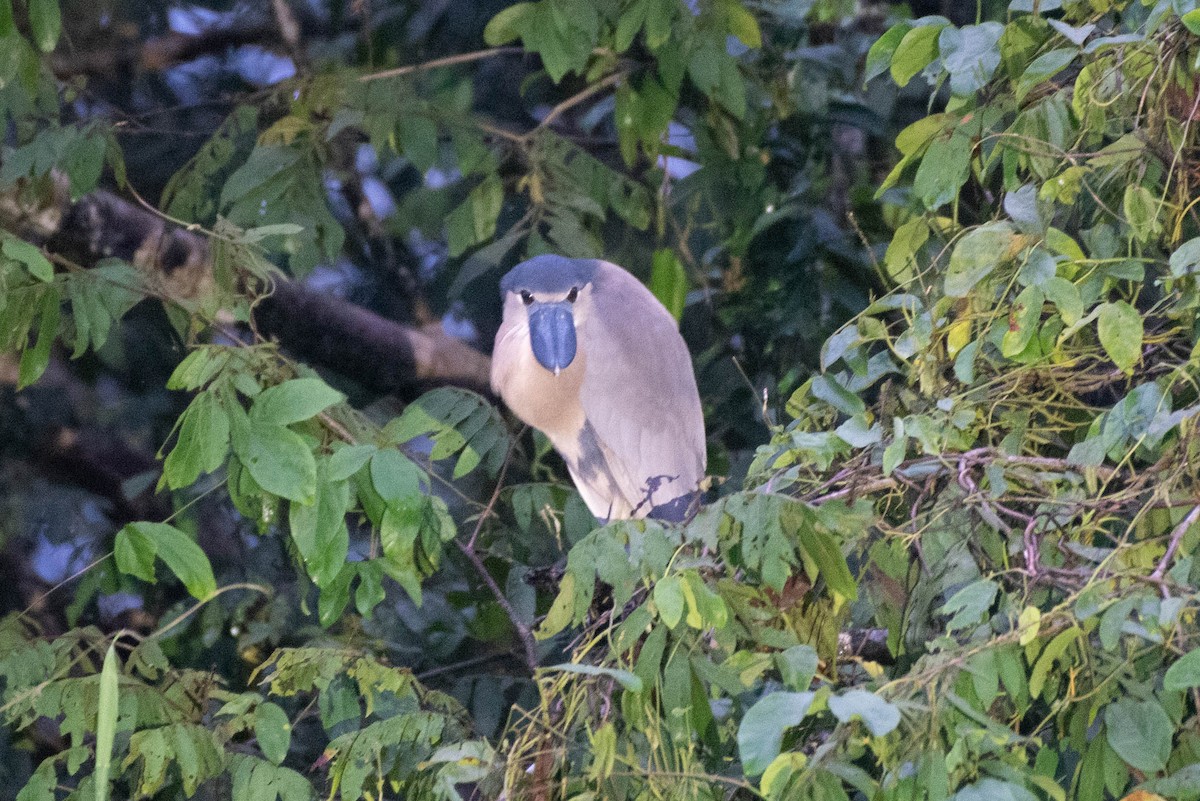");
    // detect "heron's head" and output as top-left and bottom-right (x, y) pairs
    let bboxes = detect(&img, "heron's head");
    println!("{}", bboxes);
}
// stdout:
(500, 255), (599, 375)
